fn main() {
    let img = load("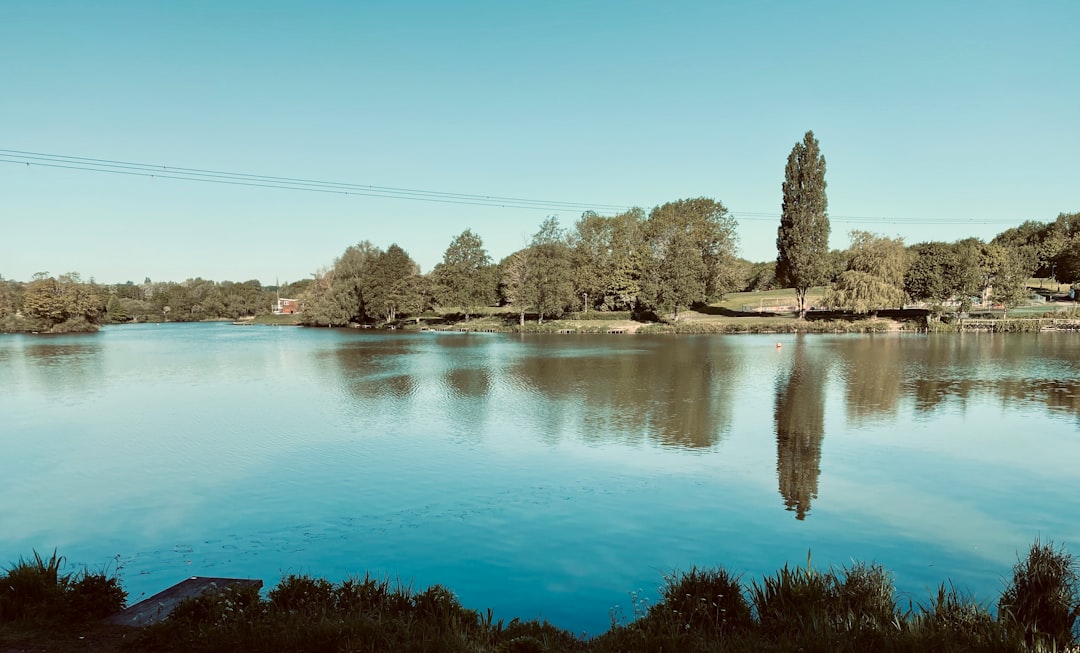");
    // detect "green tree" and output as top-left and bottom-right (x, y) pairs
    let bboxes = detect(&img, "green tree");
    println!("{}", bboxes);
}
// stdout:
(992, 220), (1063, 280)
(366, 244), (420, 323)
(21, 272), (101, 331)
(980, 243), (1029, 317)
(432, 229), (493, 322)
(301, 242), (382, 326)
(905, 241), (959, 307)
(777, 130), (831, 318)
(522, 217), (575, 324)
(570, 208), (647, 312)
(824, 231), (909, 316)
(743, 260), (777, 291)
(1051, 212), (1080, 284)
(106, 295), (129, 323)
(569, 211), (609, 313)
(641, 198), (740, 320)
(0, 279), (23, 319)
(499, 249), (531, 326)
